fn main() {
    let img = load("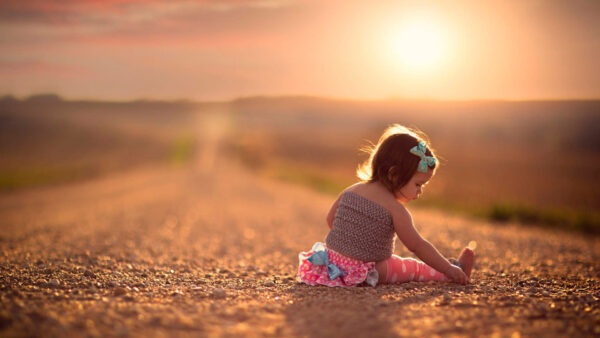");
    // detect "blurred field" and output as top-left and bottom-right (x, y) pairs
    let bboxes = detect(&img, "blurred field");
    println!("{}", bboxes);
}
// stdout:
(225, 97), (600, 233)
(1, 94), (599, 233)
(0, 94), (198, 189)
